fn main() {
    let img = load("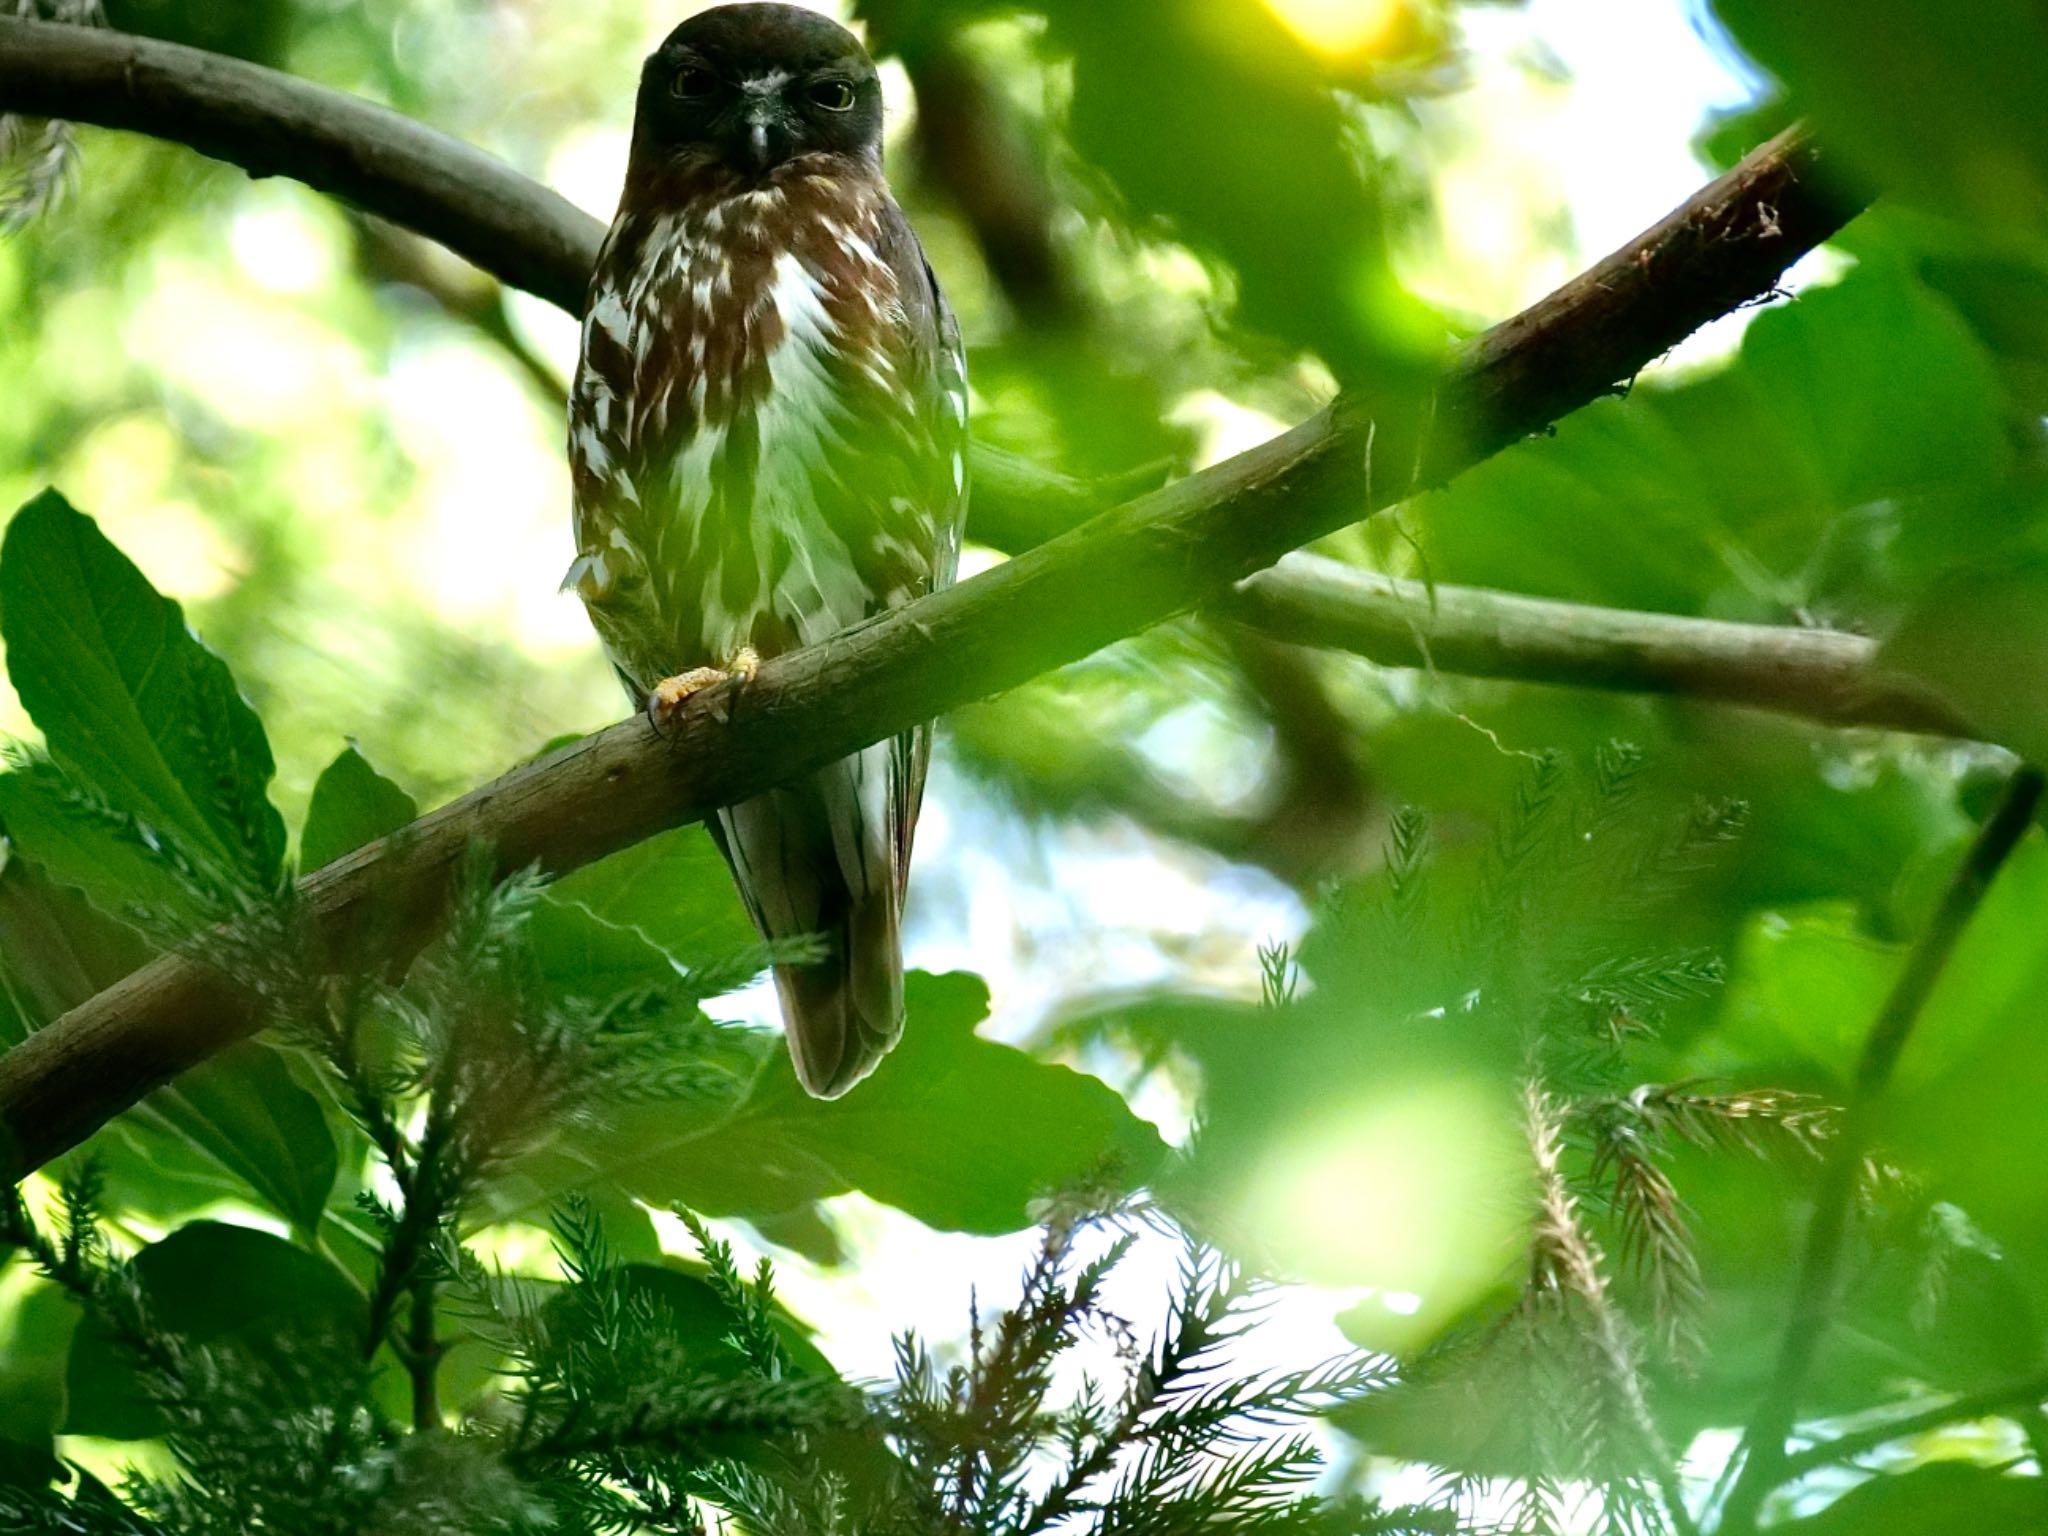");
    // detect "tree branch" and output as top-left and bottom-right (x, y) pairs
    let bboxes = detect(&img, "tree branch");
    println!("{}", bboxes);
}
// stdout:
(1717, 765), (2048, 1534)
(1775, 1368), (2048, 1482)
(0, 17), (1910, 743)
(0, 17), (600, 311)
(1229, 555), (1973, 737)
(0, 16), (1864, 1181)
